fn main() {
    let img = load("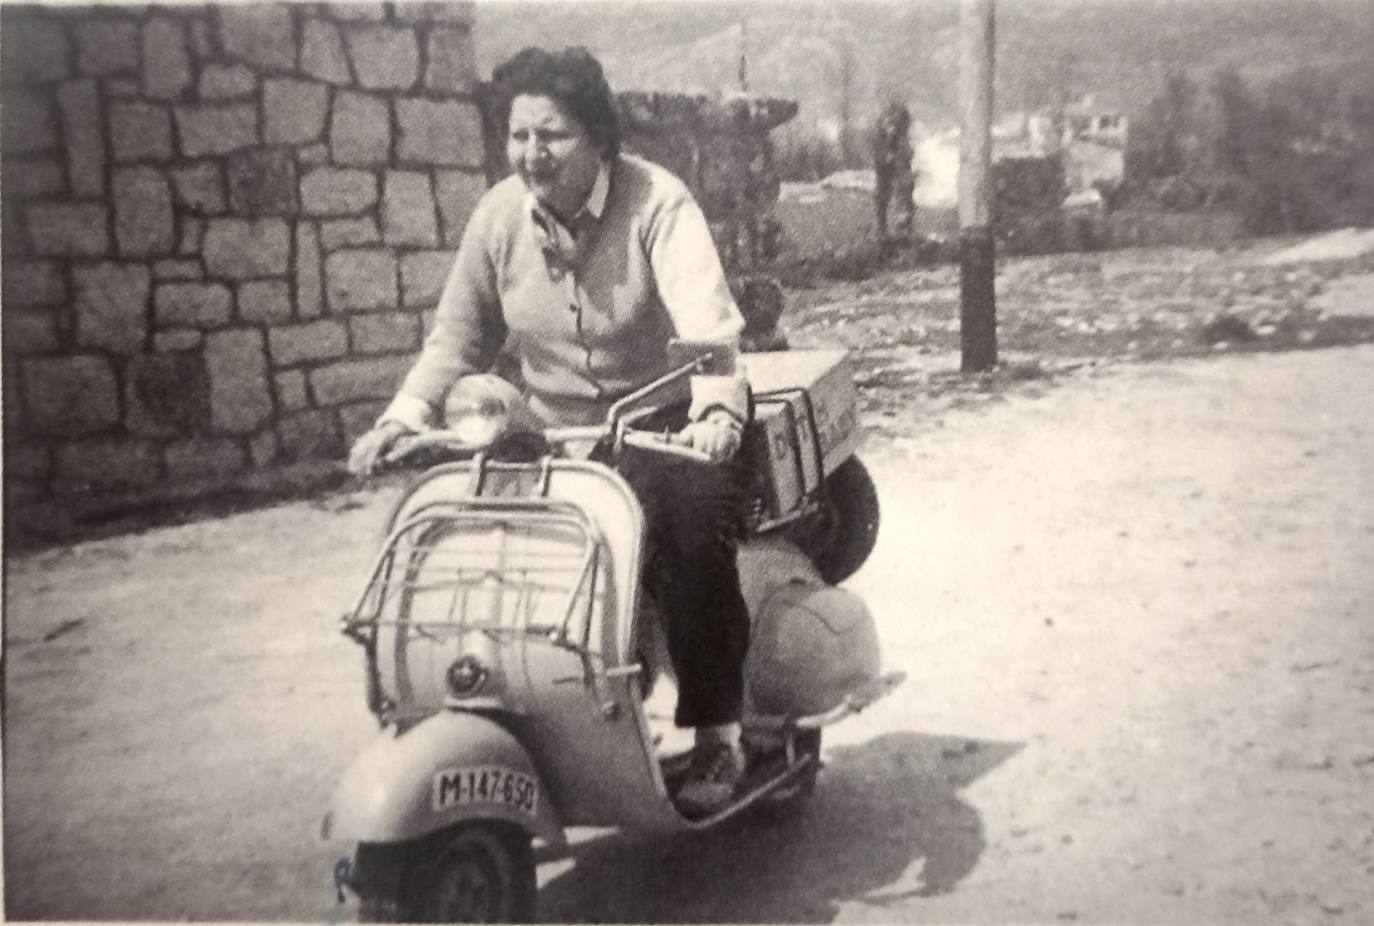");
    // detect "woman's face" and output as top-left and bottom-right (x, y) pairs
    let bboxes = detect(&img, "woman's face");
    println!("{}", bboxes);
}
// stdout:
(507, 94), (603, 220)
